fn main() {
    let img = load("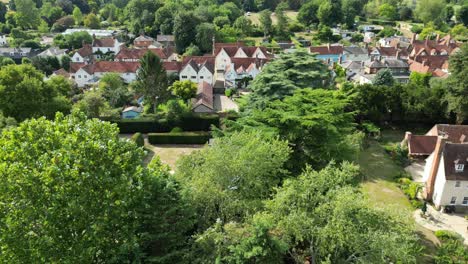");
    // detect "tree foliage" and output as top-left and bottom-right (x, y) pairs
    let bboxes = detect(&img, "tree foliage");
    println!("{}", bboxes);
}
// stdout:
(135, 51), (169, 112)
(247, 50), (331, 109)
(0, 113), (193, 262)
(169, 80), (198, 102)
(445, 43), (468, 124)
